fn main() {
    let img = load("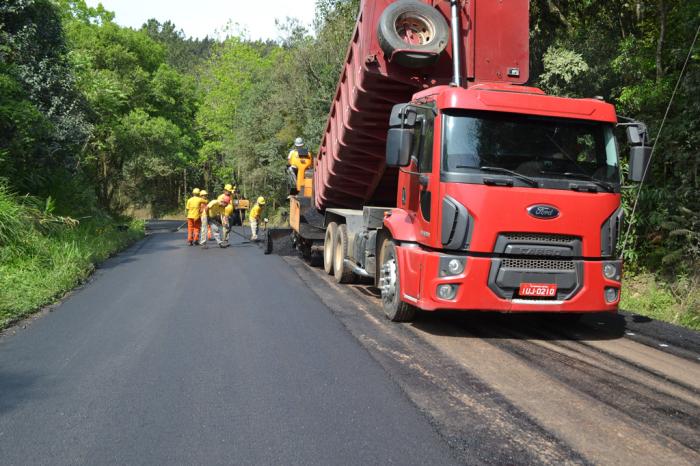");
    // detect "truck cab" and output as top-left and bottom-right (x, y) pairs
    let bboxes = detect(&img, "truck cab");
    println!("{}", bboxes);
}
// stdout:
(380, 84), (624, 318)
